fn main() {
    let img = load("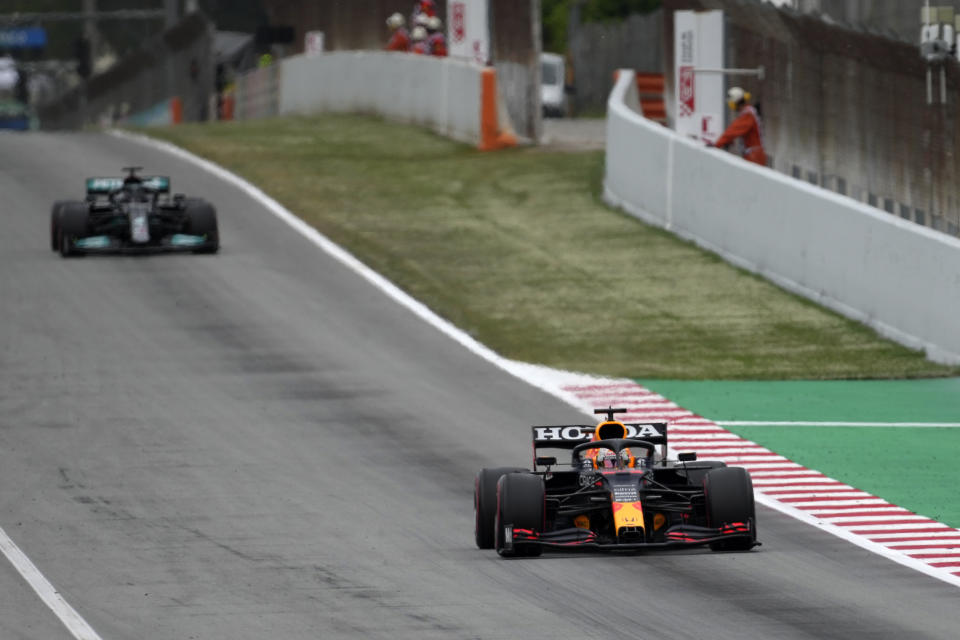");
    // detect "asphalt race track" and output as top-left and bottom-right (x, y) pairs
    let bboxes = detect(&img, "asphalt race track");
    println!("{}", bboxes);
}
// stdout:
(2, 130), (959, 639)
